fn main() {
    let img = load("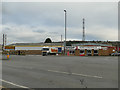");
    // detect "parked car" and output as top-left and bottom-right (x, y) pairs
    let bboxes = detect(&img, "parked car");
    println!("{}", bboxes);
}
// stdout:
(111, 52), (120, 56)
